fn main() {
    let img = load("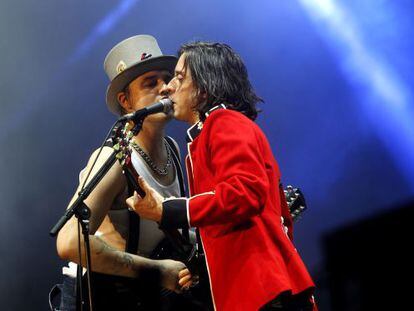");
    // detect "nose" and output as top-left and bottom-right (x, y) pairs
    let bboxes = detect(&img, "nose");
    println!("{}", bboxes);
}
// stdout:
(164, 78), (177, 96)
(160, 82), (170, 97)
